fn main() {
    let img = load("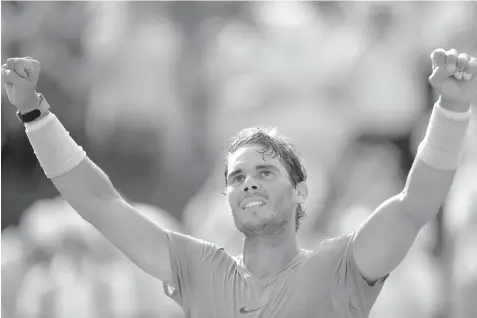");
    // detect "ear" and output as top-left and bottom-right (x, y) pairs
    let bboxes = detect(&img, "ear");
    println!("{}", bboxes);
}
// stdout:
(295, 181), (308, 204)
